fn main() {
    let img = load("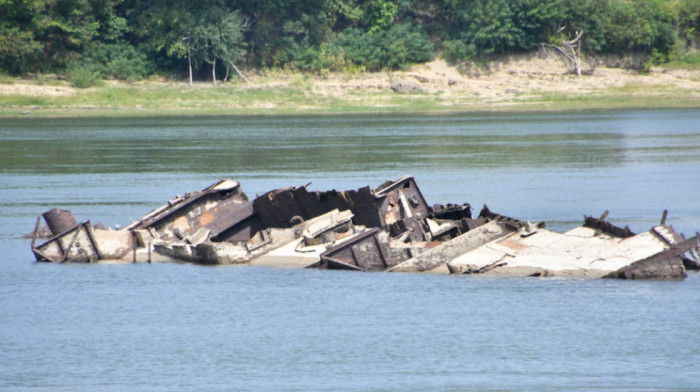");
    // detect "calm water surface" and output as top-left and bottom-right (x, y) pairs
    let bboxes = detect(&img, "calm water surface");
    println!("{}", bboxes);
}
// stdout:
(1, 110), (699, 391)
